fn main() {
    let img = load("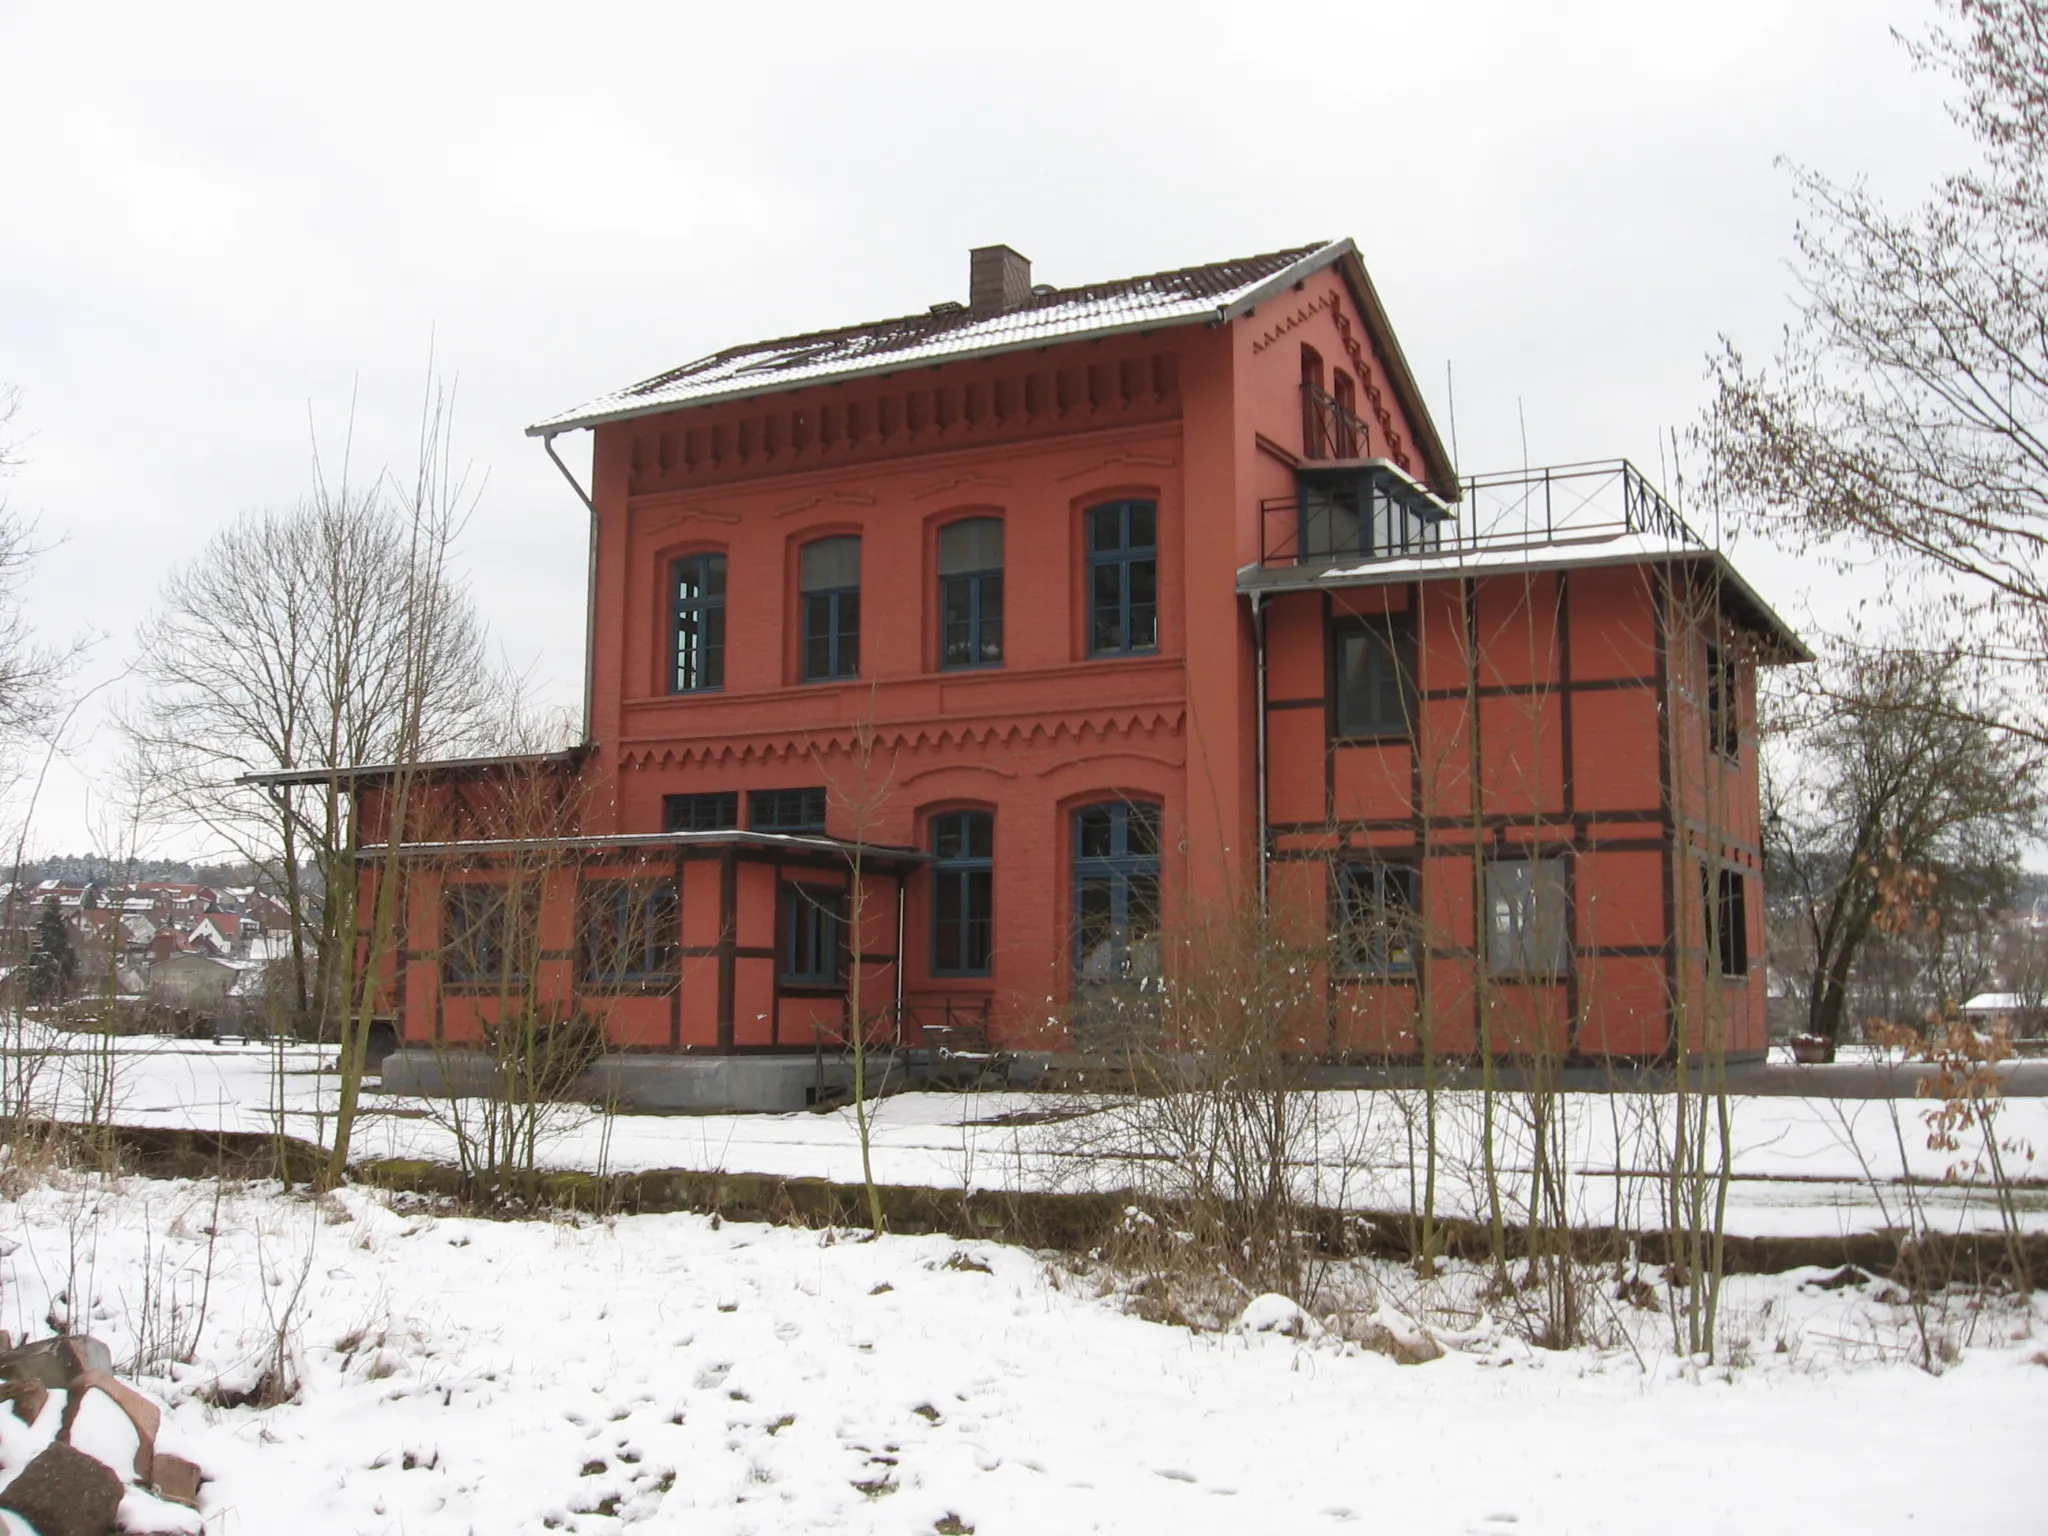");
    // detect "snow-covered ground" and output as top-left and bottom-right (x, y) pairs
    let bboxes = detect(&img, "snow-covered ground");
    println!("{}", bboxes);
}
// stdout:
(7, 1032), (2043, 1240)
(0, 1174), (2042, 1535)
